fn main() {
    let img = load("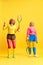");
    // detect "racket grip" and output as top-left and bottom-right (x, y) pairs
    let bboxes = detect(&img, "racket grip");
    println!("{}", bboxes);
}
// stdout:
(17, 24), (20, 32)
(18, 23), (20, 29)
